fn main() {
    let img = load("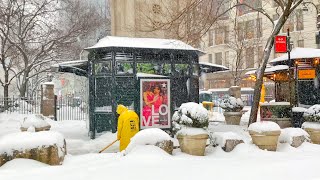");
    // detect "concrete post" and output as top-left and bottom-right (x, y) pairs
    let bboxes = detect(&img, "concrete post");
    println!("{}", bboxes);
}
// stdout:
(41, 82), (55, 118)
(229, 86), (241, 98)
